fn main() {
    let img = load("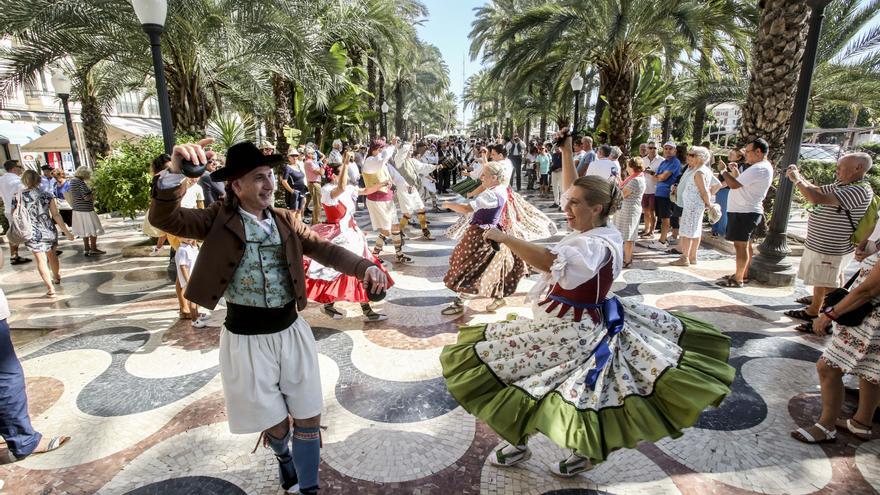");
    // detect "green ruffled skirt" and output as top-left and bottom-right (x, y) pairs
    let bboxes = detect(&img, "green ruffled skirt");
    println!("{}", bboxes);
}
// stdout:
(439, 311), (735, 463)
